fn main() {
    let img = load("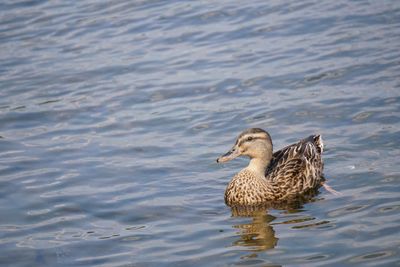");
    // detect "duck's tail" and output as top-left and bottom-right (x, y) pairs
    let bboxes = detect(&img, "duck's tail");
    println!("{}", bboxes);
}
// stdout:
(303, 134), (324, 154)
(314, 134), (324, 154)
